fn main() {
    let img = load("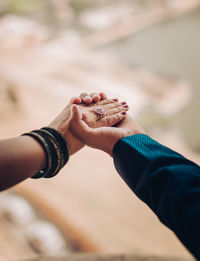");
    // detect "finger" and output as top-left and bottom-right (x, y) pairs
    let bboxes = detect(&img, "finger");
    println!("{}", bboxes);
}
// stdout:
(90, 92), (101, 103)
(71, 105), (82, 121)
(82, 96), (93, 104)
(70, 97), (82, 104)
(79, 92), (93, 104)
(80, 92), (89, 99)
(99, 92), (107, 100)
(103, 102), (124, 110)
(100, 111), (127, 127)
(97, 99), (115, 106)
(107, 105), (129, 116)
(71, 105), (94, 141)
